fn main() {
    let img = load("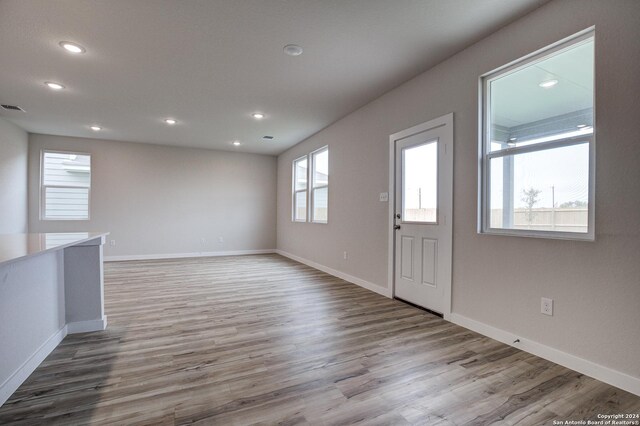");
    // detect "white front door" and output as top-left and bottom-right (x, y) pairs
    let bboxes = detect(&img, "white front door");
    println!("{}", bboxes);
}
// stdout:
(391, 114), (453, 315)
